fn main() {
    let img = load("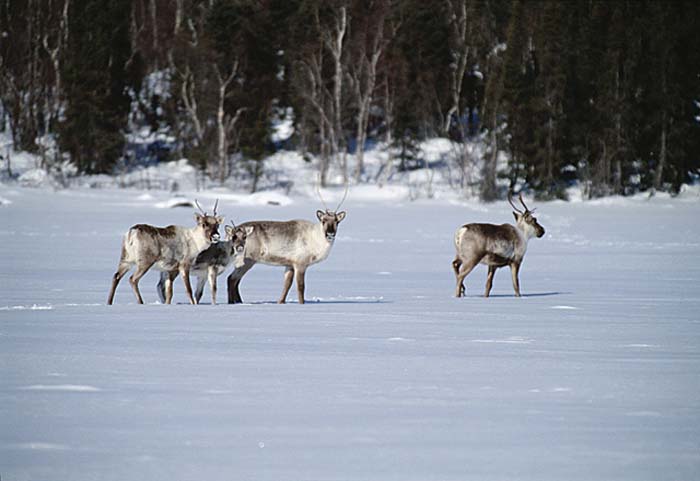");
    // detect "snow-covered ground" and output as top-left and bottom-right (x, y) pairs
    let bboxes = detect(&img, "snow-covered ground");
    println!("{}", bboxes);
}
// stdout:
(1, 185), (699, 481)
